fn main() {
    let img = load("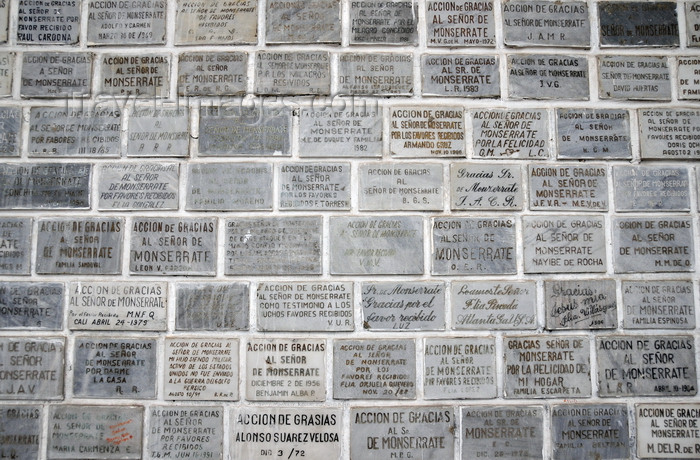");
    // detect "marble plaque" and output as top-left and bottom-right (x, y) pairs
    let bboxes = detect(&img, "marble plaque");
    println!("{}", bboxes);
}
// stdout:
(422, 55), (499, 97)
(529, 164), (608, 211)
(0, 217), (30, 275)
(359, 162), (443, 211)
(257, 281), (353, 332)
(36, 218), (123, 275)
(472, 109), (549, 159)
(361, 282), (445, 331)
(452, 281), (537, 330)
(175, 0), (256, 44)
(299, 103), (382, 157)
(557, 108), (631, 159)
(450, 163), (523, 210)
(424, 337), (496, 399)
(266, 0), (339, 43)
(623, 280), (695, 329)
(17, 0), (80, 44)
(636, 404), (700, 458)
(178, 52), (247, 96)
(164, 338), (239, 400)
(597, 335), (697, 396)
(0, 405), (41, 460)
(0, 163), (91, 209)
(329, 216), (423, 275)
(68, 282), (167, 331)
(599, 1), (679, 47)
(545, 279), (617, 330)
(390, 106), (464, 157)
(0, 1), (7, 43)
(523, 215), (606, 273)
(280, 162), (351, 210)
(338, 53), (413, 96)
(21, 52), (91, 98)
(508, 54), (589, 100)
(551, 404), (629, 460)
(0, 337), (64, 399)
(127, 106), (188, 157)
(678, 57), (700, 100)
(0, 107), (20, 157)
(687, 2), (700, 47)
(255, 51), (330, 95)
(334, 339), (416, 399)
(148, 406), (223, 459)
(176, 283), (249, 331)
(349, 0), (417, 44)
(613, 165), (690, 211)
(100, 54), (170, 97)
(613, 217), (694, 273)
(0, 52), (12, 96)
(599, 56), (671, 100)
(87, 0), (166, 44)
(187, 162), (272, 210)
(426, 0), (494, 46)
(225, 217), (322, 275)
(98, 163), (179, 210)
(462, 405), (544, 460)
(638, 109), (700, 159)
(0, 282), (62, 329)
(503, 0), (589, 47)
(504, 335), (591, 398)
